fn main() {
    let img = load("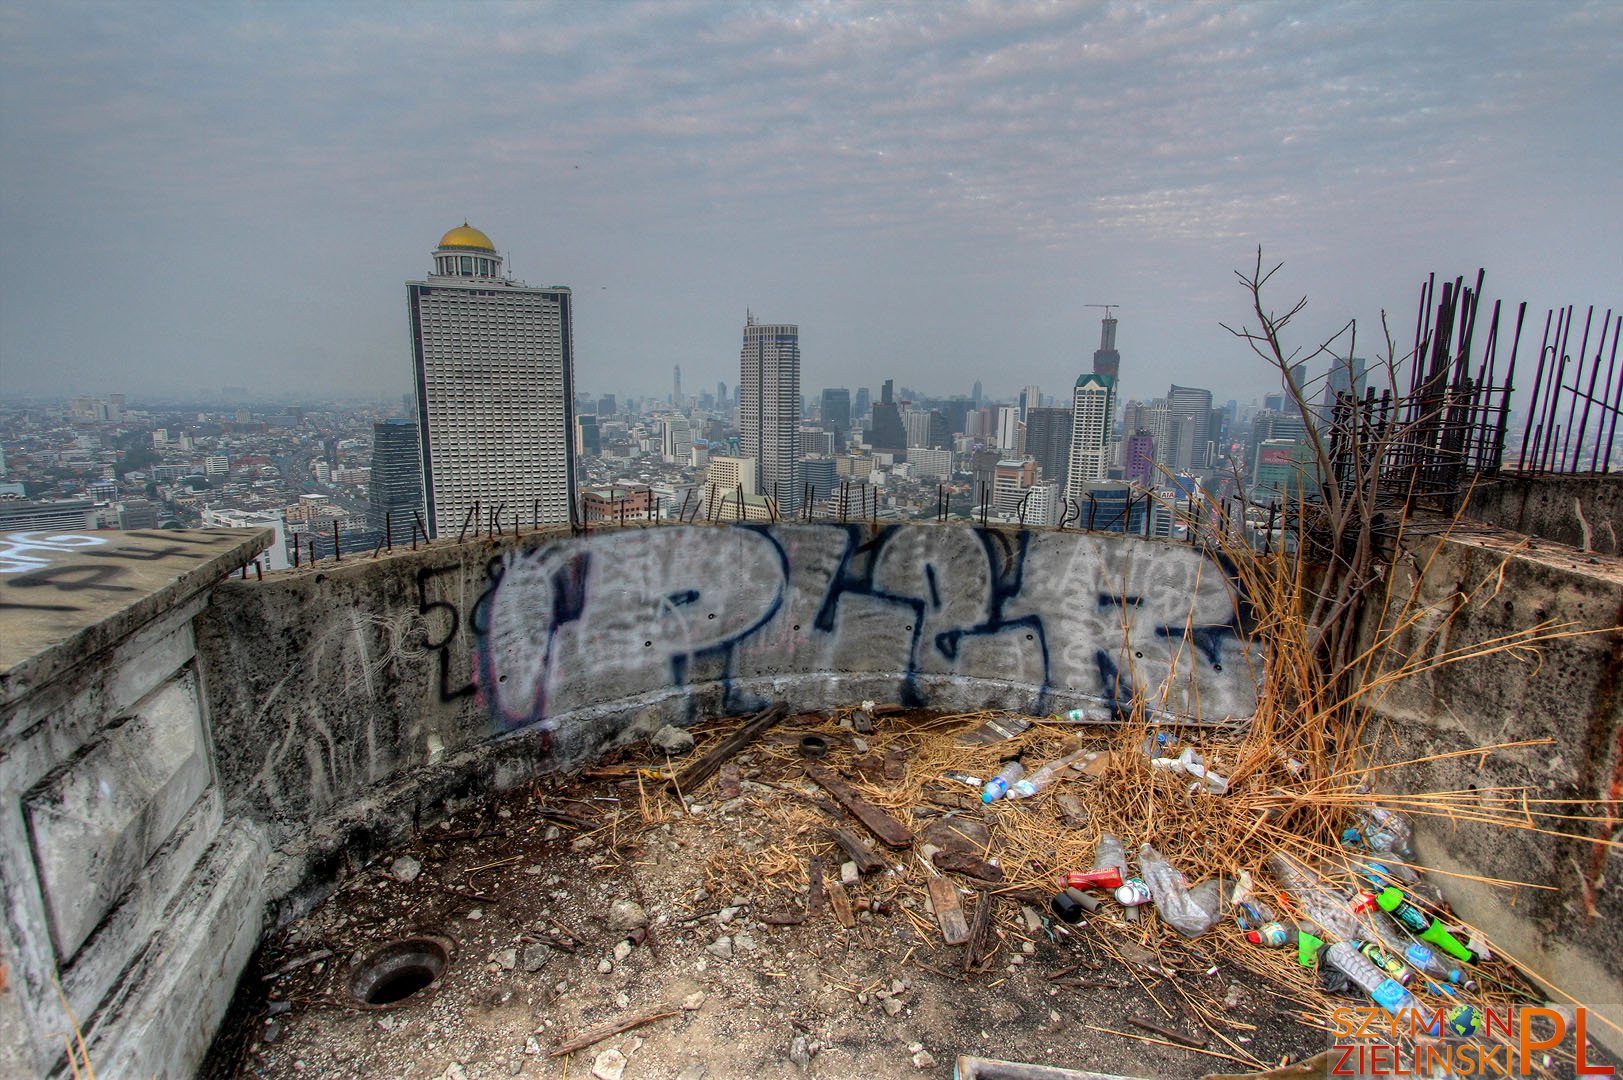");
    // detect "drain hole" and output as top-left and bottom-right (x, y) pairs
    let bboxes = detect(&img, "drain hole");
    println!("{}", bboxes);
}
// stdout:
(370, 966), (436, 1004)
(350, 937), (450, 1008)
